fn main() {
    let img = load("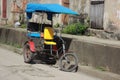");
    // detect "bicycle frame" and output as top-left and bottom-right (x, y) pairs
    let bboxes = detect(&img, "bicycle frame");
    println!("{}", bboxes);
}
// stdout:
(53, 35), (66, 59)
